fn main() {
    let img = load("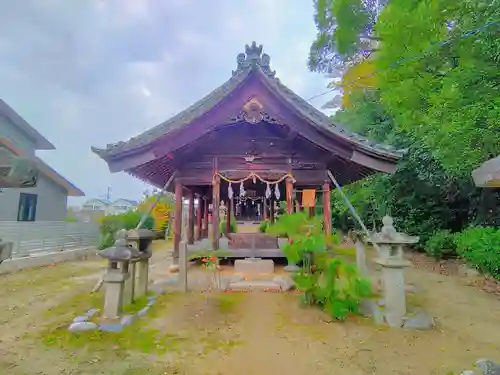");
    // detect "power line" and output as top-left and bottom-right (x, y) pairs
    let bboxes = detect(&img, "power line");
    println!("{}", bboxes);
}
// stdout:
(306, 20), (499, 103)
